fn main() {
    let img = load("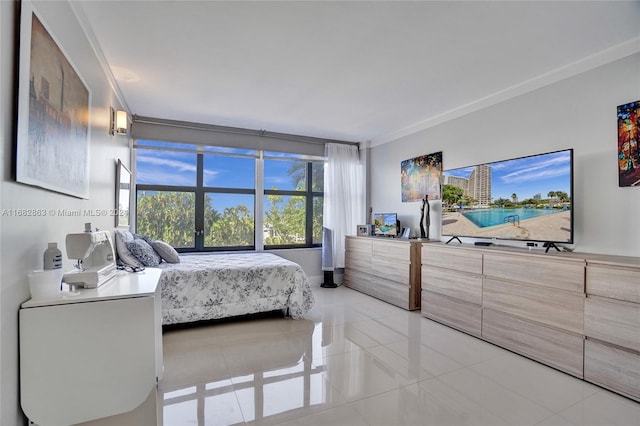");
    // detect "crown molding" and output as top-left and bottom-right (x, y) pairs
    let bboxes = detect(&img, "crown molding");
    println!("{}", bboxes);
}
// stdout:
(371, 36), (640, 147)
(68, 0), (130, 113)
